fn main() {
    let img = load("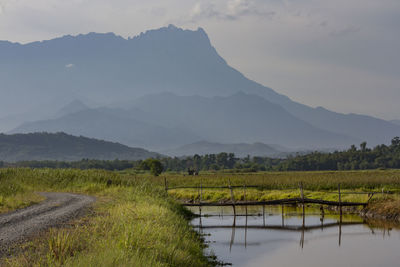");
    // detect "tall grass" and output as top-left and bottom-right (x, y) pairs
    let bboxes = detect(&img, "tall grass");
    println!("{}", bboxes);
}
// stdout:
(152, 170), (400, 191)
(0, 168), (210, 267)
